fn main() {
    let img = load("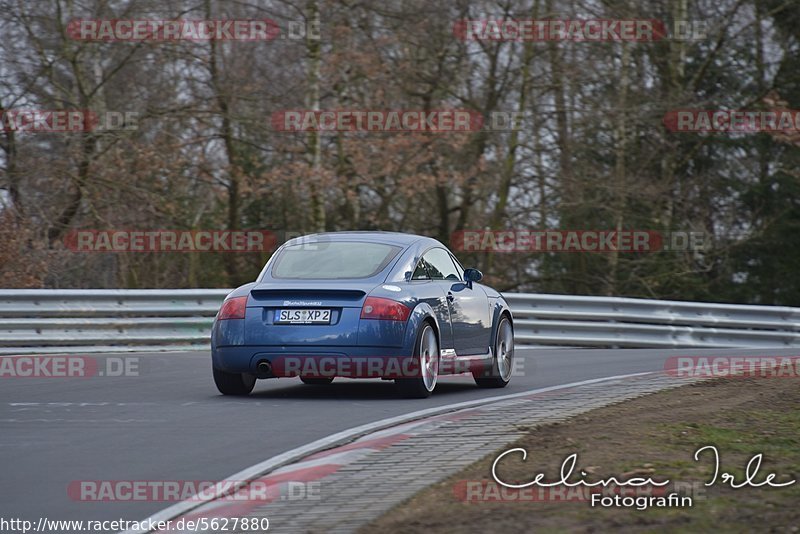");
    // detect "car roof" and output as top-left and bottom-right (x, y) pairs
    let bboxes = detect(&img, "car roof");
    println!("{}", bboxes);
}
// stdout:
(285, 231), (438, 248)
